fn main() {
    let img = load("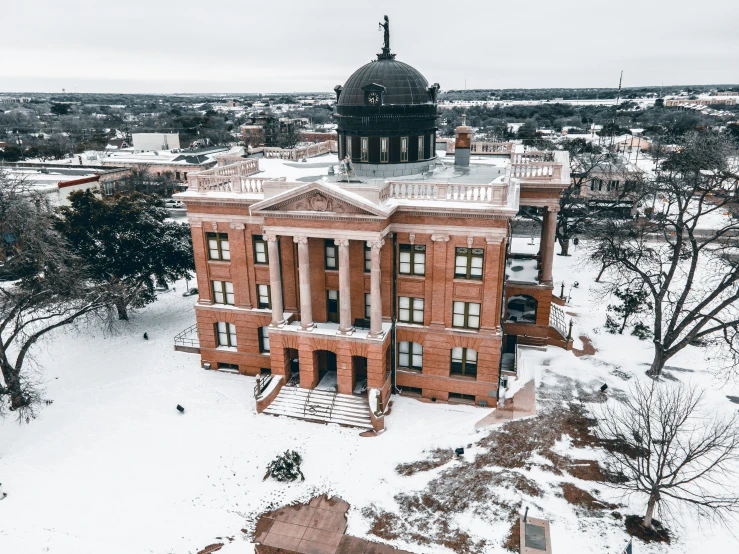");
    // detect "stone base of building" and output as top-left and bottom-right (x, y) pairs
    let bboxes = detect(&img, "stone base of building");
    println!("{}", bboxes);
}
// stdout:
(353, 158), (436, 178)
